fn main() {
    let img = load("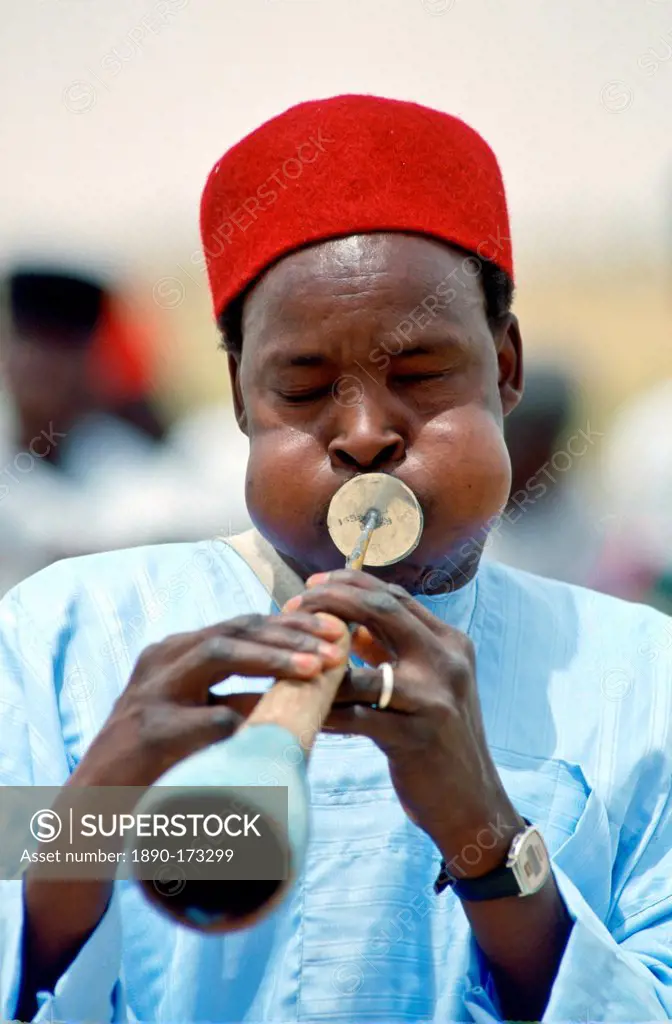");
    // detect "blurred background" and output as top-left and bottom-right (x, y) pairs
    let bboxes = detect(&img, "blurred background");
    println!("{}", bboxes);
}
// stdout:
(0, 0), (671, 610)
